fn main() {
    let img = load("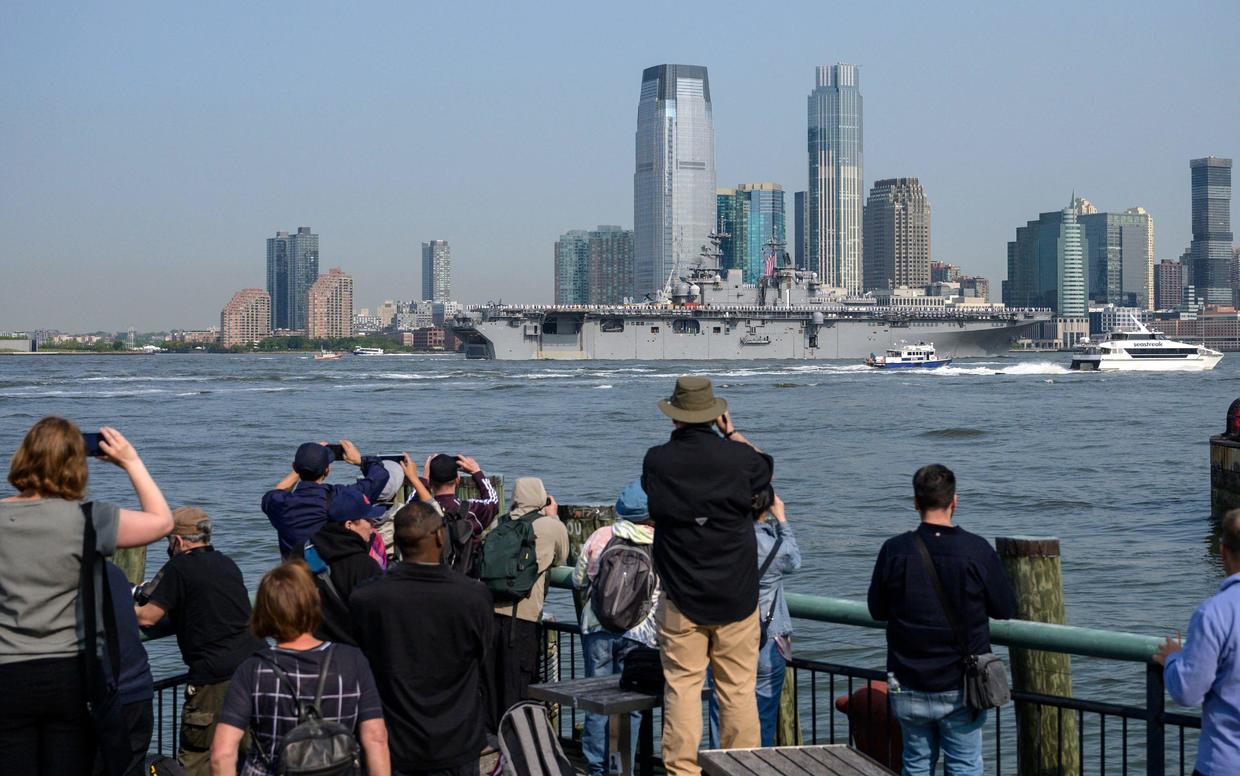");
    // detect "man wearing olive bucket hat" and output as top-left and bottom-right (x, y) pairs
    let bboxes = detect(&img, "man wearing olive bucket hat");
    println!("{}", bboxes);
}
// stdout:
(642, 376), (774, 775)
